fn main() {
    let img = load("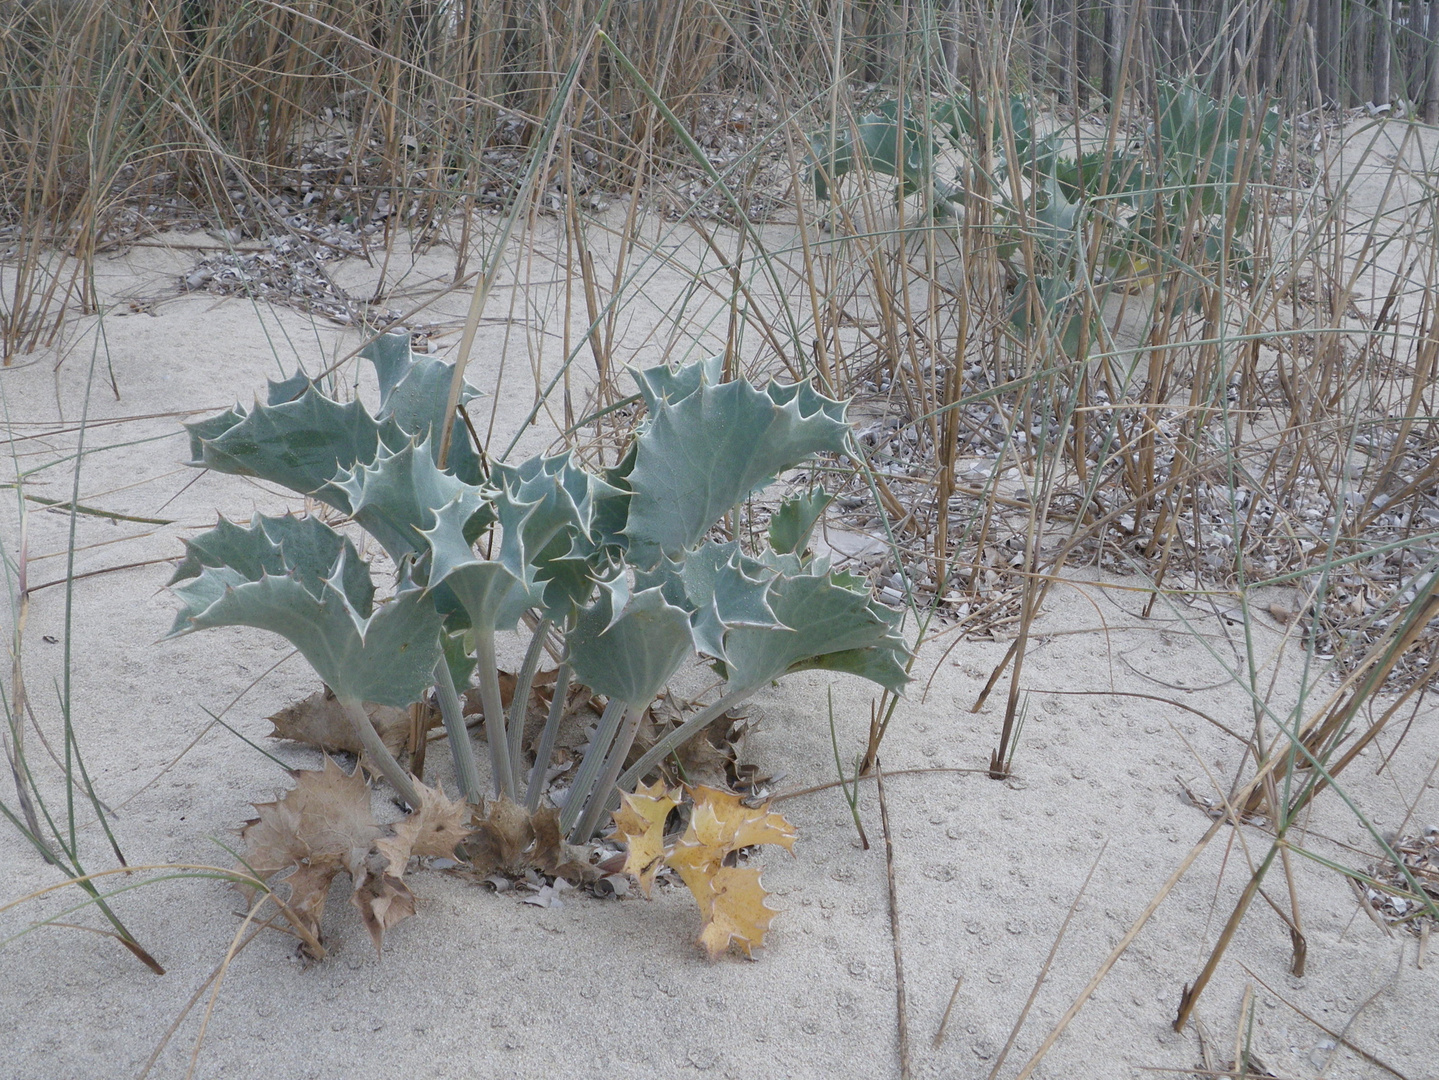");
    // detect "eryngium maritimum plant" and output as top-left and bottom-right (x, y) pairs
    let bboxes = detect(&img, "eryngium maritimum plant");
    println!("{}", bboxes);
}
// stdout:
(170, 341), (909, 838)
